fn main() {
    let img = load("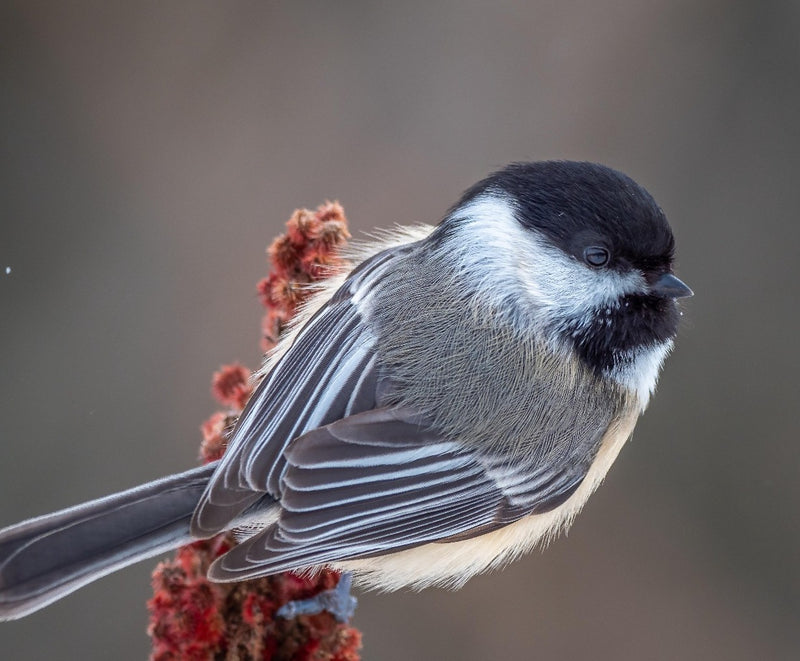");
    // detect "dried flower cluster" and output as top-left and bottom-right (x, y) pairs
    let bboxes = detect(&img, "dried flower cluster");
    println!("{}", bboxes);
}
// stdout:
(258, 202), (351, 351)
(148, 203), (360, 660)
